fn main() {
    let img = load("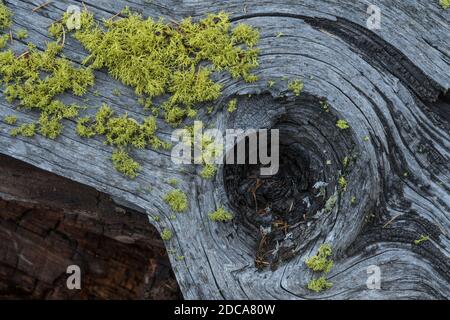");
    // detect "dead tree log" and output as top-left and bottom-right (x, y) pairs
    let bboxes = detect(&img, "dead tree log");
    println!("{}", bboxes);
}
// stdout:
(0, 0), (449, 299)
